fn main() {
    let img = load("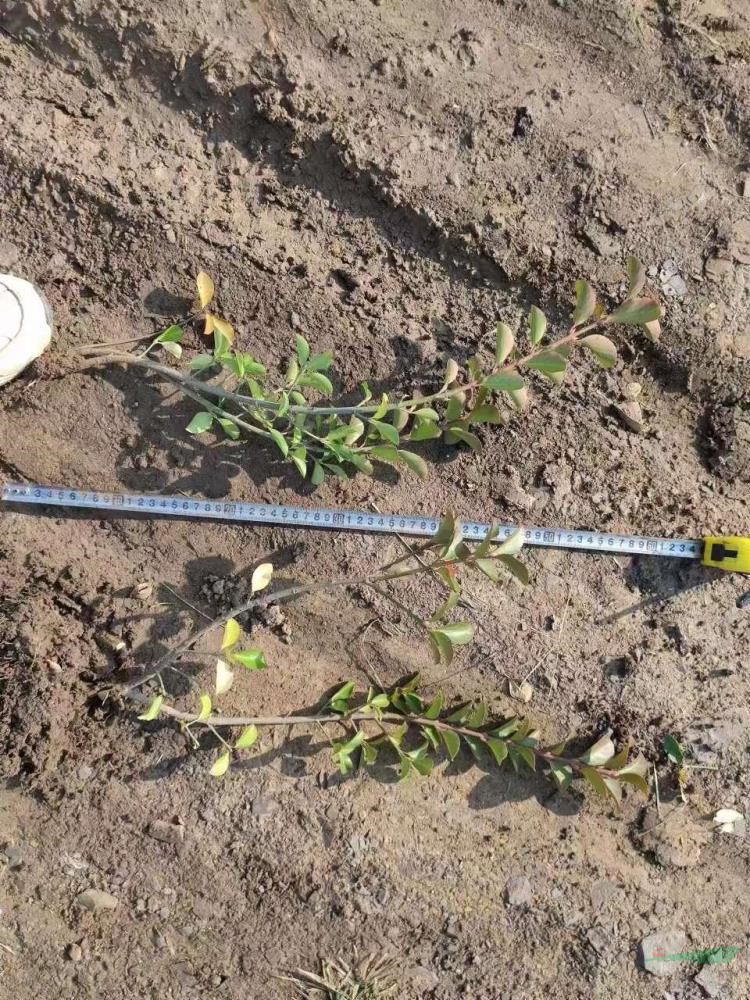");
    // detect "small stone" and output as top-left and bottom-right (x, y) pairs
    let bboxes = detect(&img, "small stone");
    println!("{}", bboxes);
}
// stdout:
(623, 381), (642, 400)
(75, 888), (119, 913)
(660, 259), (688, 299)
(587, 925), (611, 956)
(290, 311), (302, 330)
(503, 875), (532, 907)
(695, 964), (726, 997)
(66, 943), (83, 962)
(147, 819), (185, 845)
(164, 226), (177, 245)
(131, 581), (153, 602)
(639, 806), (708, 868)
(410, 965), (439, 991)
(742, 175), (750, 199)
(639, 928), (687, 976)
(614, 400), (644, 433)
(2, 845), (24, 869)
